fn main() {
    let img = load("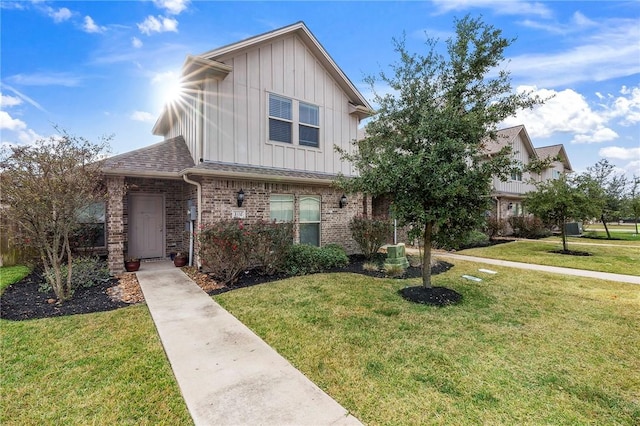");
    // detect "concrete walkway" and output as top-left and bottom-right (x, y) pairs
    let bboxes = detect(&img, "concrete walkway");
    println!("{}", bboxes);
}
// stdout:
(136, 262), (361, 426)
(433, 252), (640, 285)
